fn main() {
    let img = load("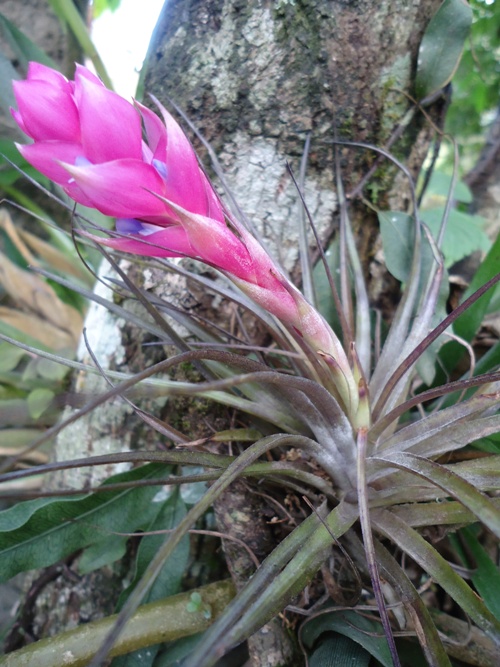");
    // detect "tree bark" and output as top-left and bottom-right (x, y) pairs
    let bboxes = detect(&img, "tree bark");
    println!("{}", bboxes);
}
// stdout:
(144, 0), (442, 275)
